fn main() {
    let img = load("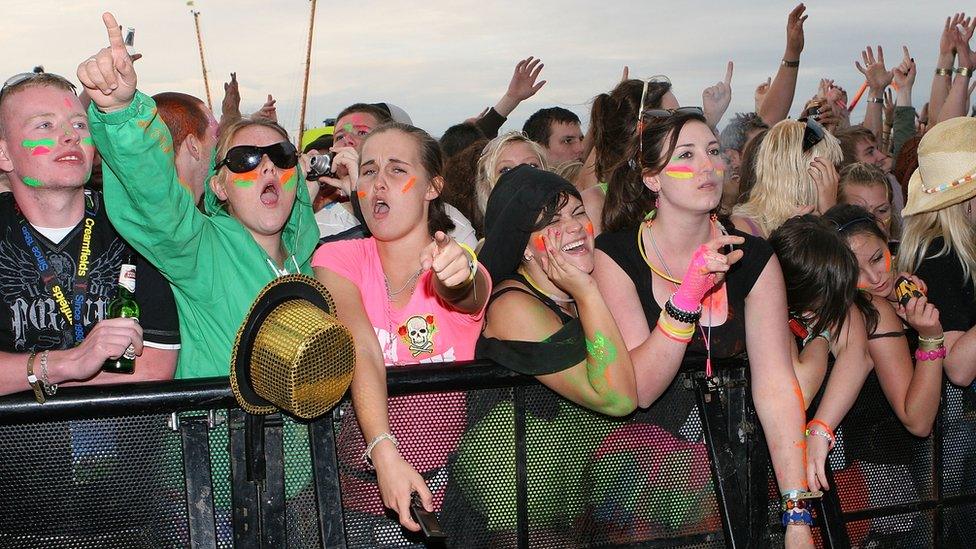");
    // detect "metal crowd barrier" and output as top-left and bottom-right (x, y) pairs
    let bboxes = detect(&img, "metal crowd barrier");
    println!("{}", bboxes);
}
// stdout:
(0, 358), (973, 548)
